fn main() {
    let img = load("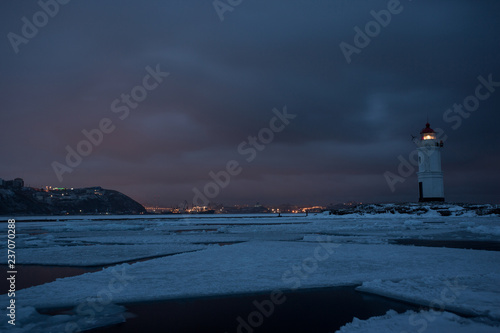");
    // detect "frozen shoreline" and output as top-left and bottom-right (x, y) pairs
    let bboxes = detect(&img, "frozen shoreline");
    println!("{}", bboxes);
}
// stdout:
(1, 212), (499, 332)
